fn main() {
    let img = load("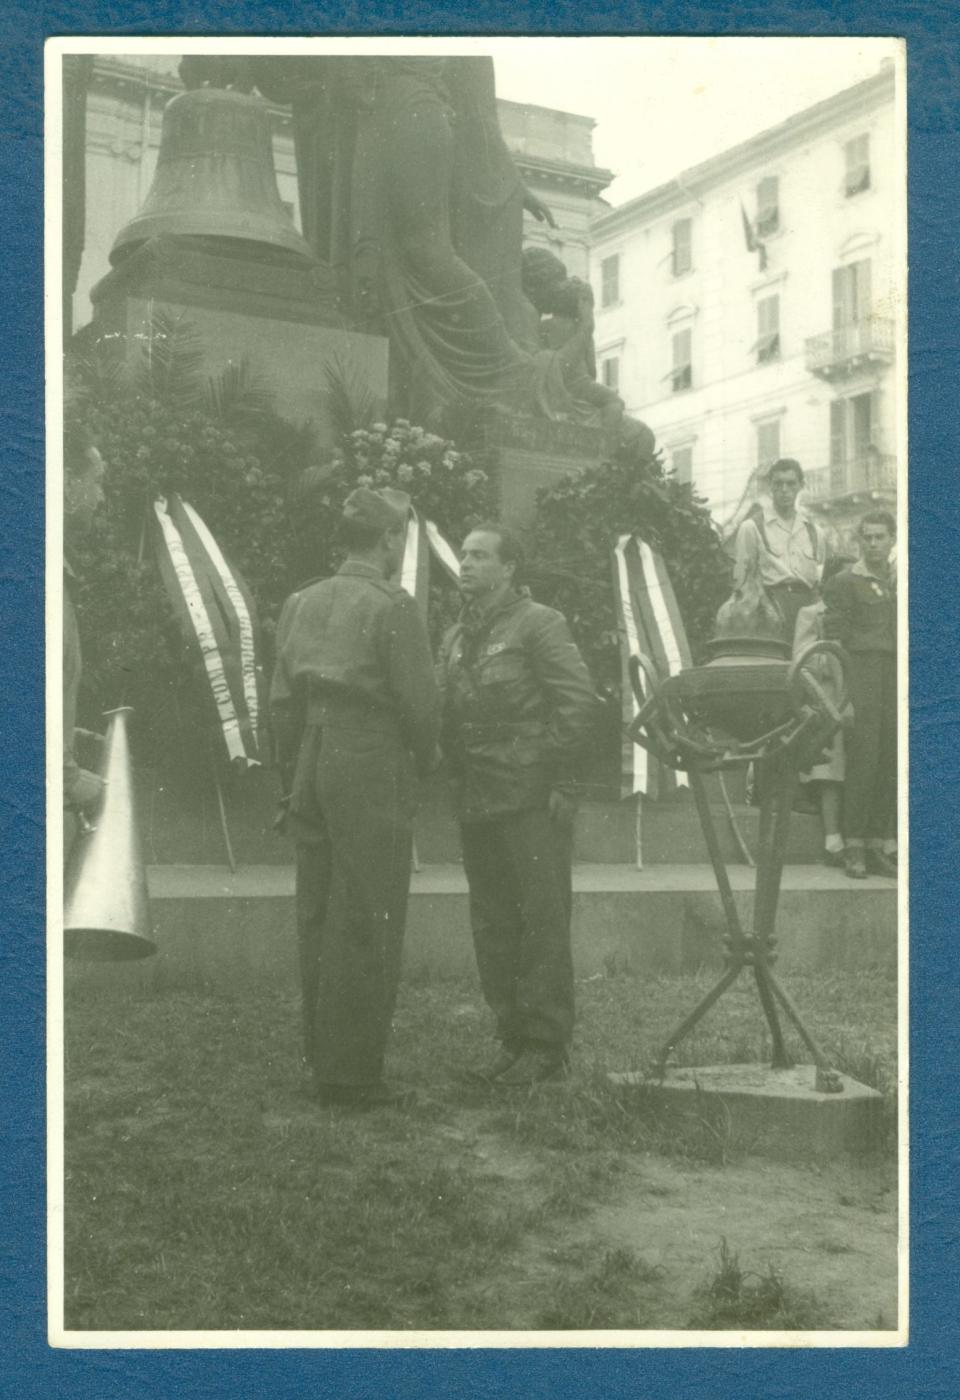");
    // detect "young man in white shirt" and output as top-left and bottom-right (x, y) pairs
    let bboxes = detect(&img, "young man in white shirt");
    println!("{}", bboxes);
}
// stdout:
(733, 458), (827, 644)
